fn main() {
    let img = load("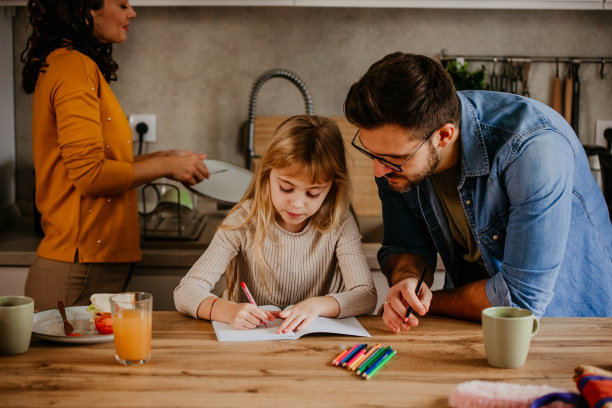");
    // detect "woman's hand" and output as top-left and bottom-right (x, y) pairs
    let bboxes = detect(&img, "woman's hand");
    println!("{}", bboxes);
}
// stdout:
(381, 277), (432, 334)
(132, 150), (209, 188)
(276, 298), (328, 334)
(225, 303), (276, 330)
(163, 150), (209, 186)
